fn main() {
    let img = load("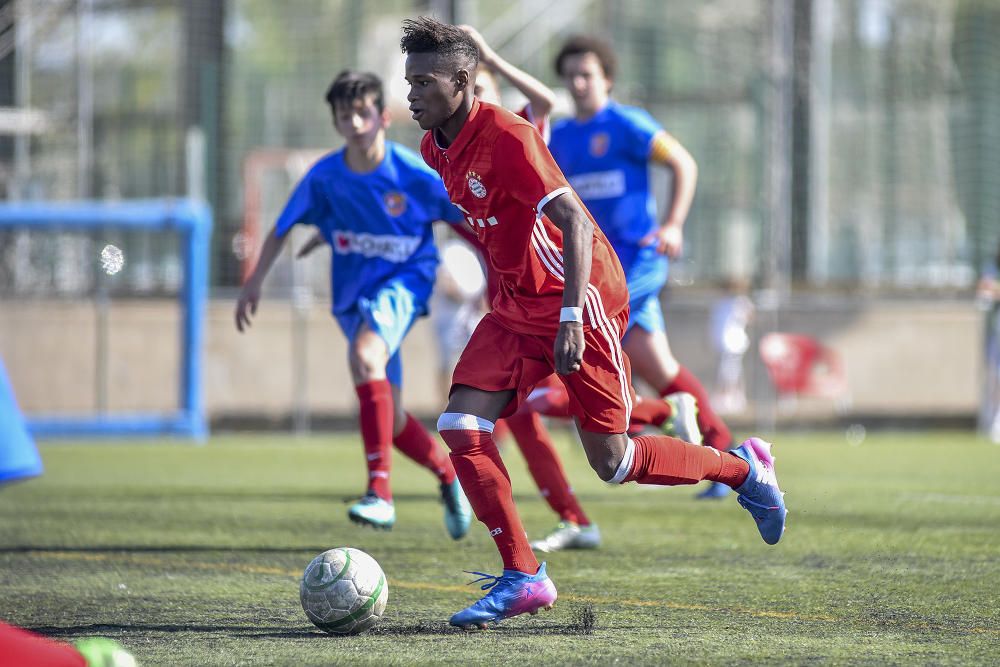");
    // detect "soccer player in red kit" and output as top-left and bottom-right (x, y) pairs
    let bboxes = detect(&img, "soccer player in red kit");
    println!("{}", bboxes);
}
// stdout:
(453, 24), (705, 553)
(401, 17), (787, 629)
